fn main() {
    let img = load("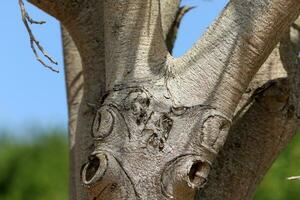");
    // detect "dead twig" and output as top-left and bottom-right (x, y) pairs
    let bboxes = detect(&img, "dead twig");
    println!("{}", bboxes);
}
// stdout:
(18, 0), (59, 73)
(287, 176), (300, 181)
